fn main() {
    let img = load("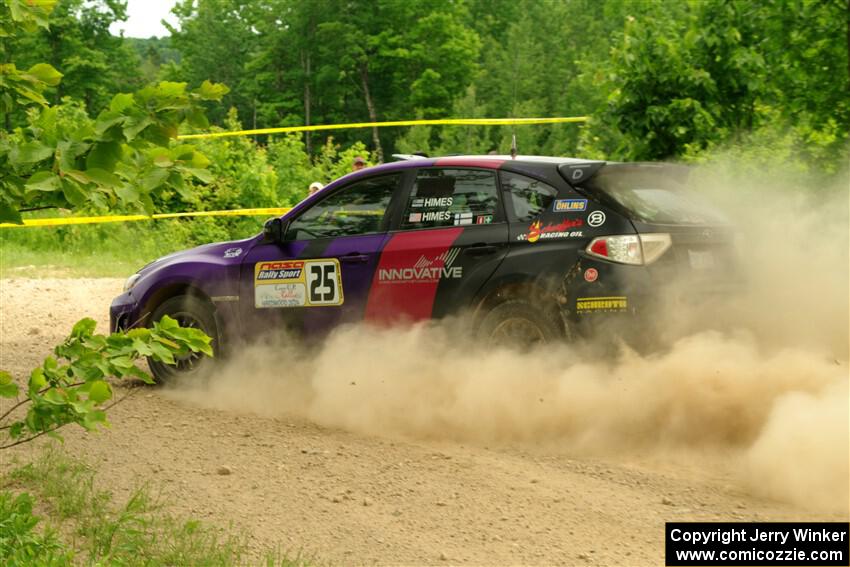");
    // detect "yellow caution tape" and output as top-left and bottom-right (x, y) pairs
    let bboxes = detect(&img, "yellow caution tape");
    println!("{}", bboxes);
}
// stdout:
(0, 207), (292, 229)
(3, 116), (588, 228)
(177, 116), (588, 140)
